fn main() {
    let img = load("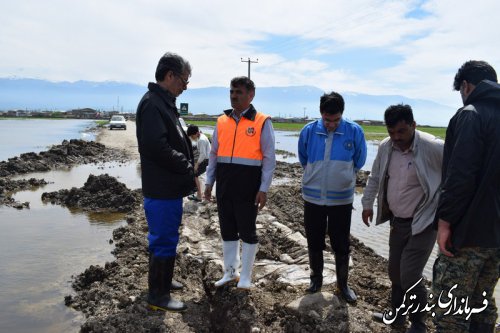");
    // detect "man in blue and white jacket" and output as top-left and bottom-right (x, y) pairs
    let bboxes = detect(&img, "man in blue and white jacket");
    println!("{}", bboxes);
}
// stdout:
(298, 91), (367, 303)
